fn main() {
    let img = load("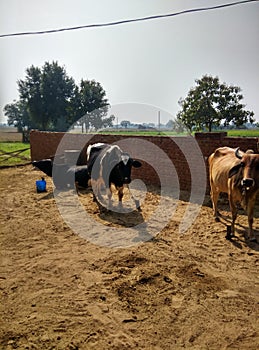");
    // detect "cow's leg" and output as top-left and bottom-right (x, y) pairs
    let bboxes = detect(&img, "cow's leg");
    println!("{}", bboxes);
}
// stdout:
(91, 178), (105, 203)
(75, 181), (80, 196)
(247, 200), (256, 241)
(107, 186), (113, 209)
(228, 194), (237, 236)
(210, 187), (220, 221)
(125, 184), (141, 210)
(117, 185), (140, 211)
(117, 186), (124, 209)
(90, 179), (97, 202)
(91, 179), (99, 202)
